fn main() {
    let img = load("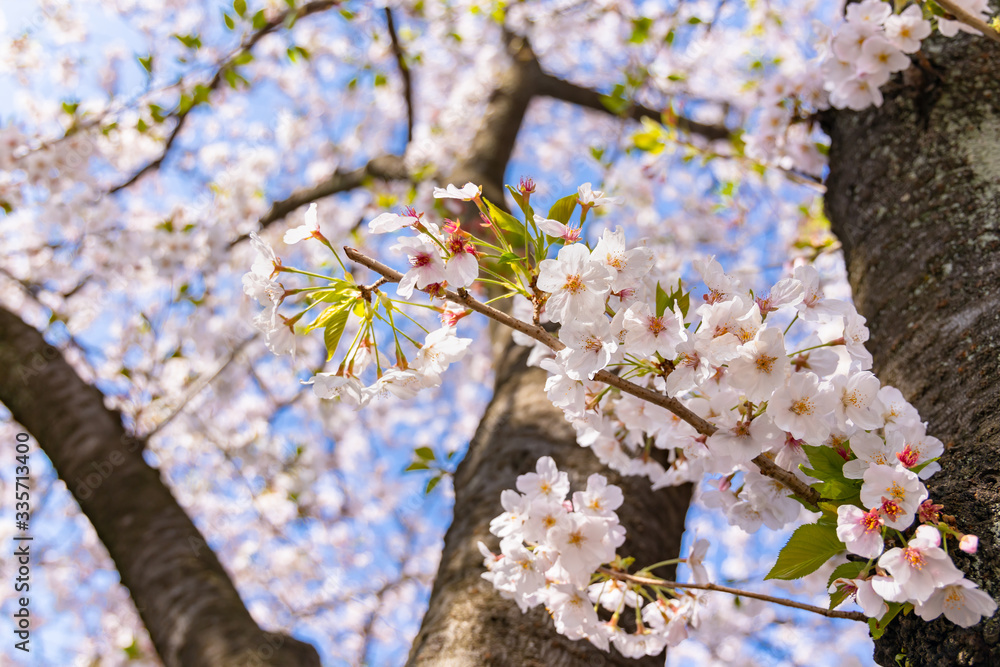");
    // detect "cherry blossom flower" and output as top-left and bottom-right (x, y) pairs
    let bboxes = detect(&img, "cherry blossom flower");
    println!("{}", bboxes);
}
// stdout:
(884, 5), (932, 53)
(433, 182), (482, 200)
(489, 489), (530, 539)
(368, 207), (421, 234)
(698, 296), (762, 363)
(766, 371), (836, 444)
(547, 513), (617, 588)
(694, 256), (744, 304)
(414, 326), (472, 375)
(516, 456), (570, 503)
(861, 464), (927, 529)
(888, 424), (944, 479)
(308, 372), (368, 407)
(534, 213), (582, 243)
(836, 504), (885, 558)
(915, 578), (998, 627)
(938, 0), (991, 37)
(558, 318), (618, 380)
(830, 577), (888, 618)
(588, 578), (642, 612)
(620, 302), (685, 359)
(842, 306), (874, 369)
(843, 431), (900, 479)
(537, 243), (614, 323)
(726, 327), (790, 402)
(283, 202), (323, 244)
(685, 539), (710, 585)
(392, 235), (448, 298)
(576, 182), (619, 207)
(878, 525), (964, 603)
(591, 226), (654, 292)
(831, 370), (884, 430)
(573, 474), (624, 518)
